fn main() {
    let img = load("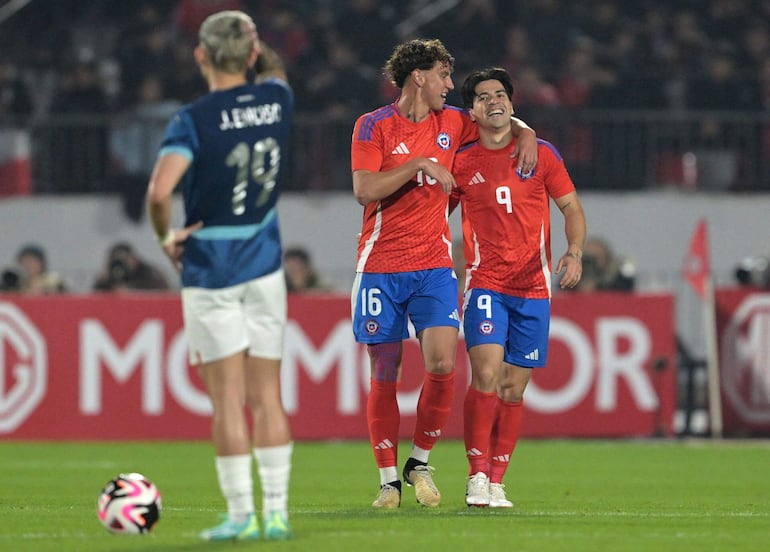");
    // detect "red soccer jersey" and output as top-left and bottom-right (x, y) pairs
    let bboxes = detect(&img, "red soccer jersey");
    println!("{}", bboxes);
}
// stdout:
(451, 138), (576, 298)
(351, 101), (477, 273)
